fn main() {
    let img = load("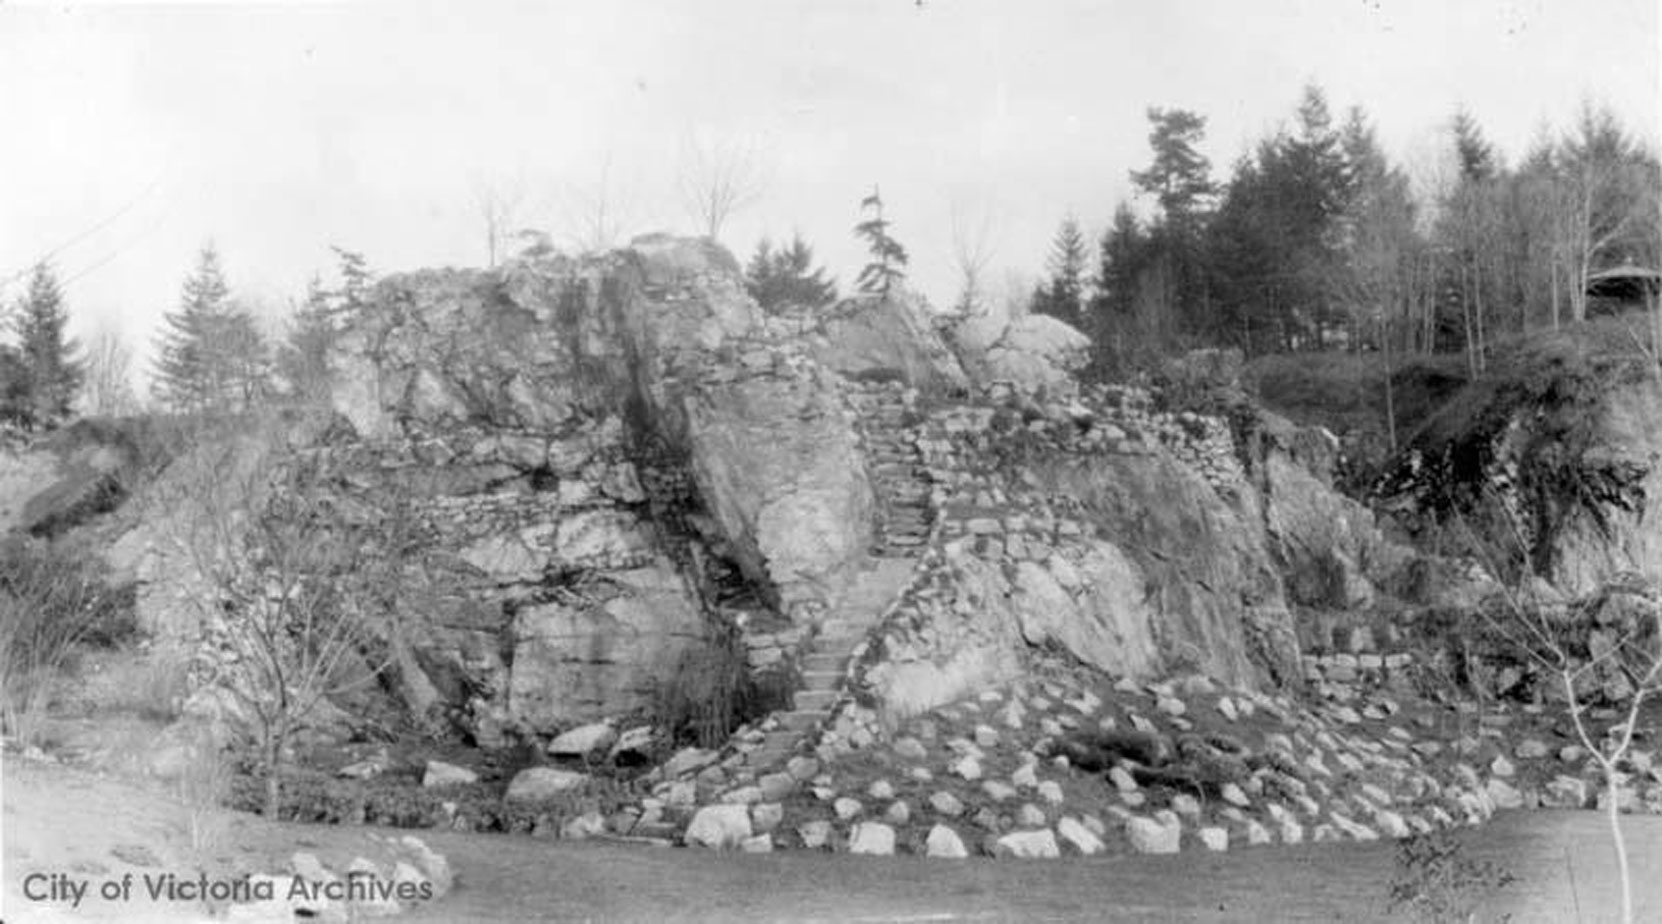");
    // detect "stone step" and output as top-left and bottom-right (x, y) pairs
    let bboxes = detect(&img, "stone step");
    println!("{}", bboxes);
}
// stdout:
(742, 747), (797, 770)
(792, 689), (841, 711)
(800, 651), (846, 672)
(774, 710), (829, 733)
(880, 484), (930, 497)
(813, 623), (872, 645)
(799, 668), (844, 690)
